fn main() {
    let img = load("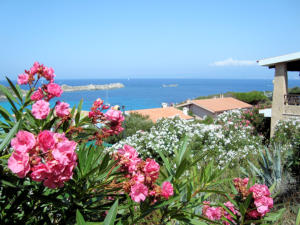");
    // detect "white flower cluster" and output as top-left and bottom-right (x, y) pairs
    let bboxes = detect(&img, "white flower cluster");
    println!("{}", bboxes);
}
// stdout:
(107, 110), (264, 169)
(273, 119), (300, 151)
